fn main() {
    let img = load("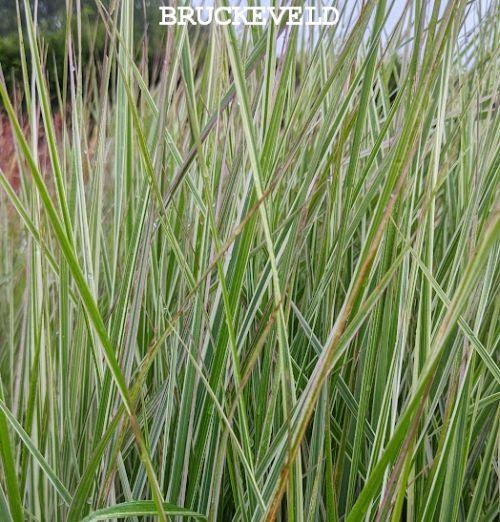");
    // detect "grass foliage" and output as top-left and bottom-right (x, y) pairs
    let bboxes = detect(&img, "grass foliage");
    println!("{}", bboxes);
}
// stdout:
(0, 0), (499, 520)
